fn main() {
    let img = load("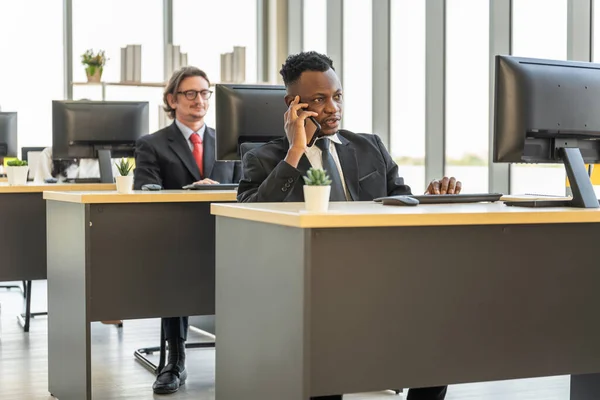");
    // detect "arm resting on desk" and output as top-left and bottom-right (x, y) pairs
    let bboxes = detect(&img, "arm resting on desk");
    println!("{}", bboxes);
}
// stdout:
(134, 138), (163, 190)
(237, 153), (302, 203)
